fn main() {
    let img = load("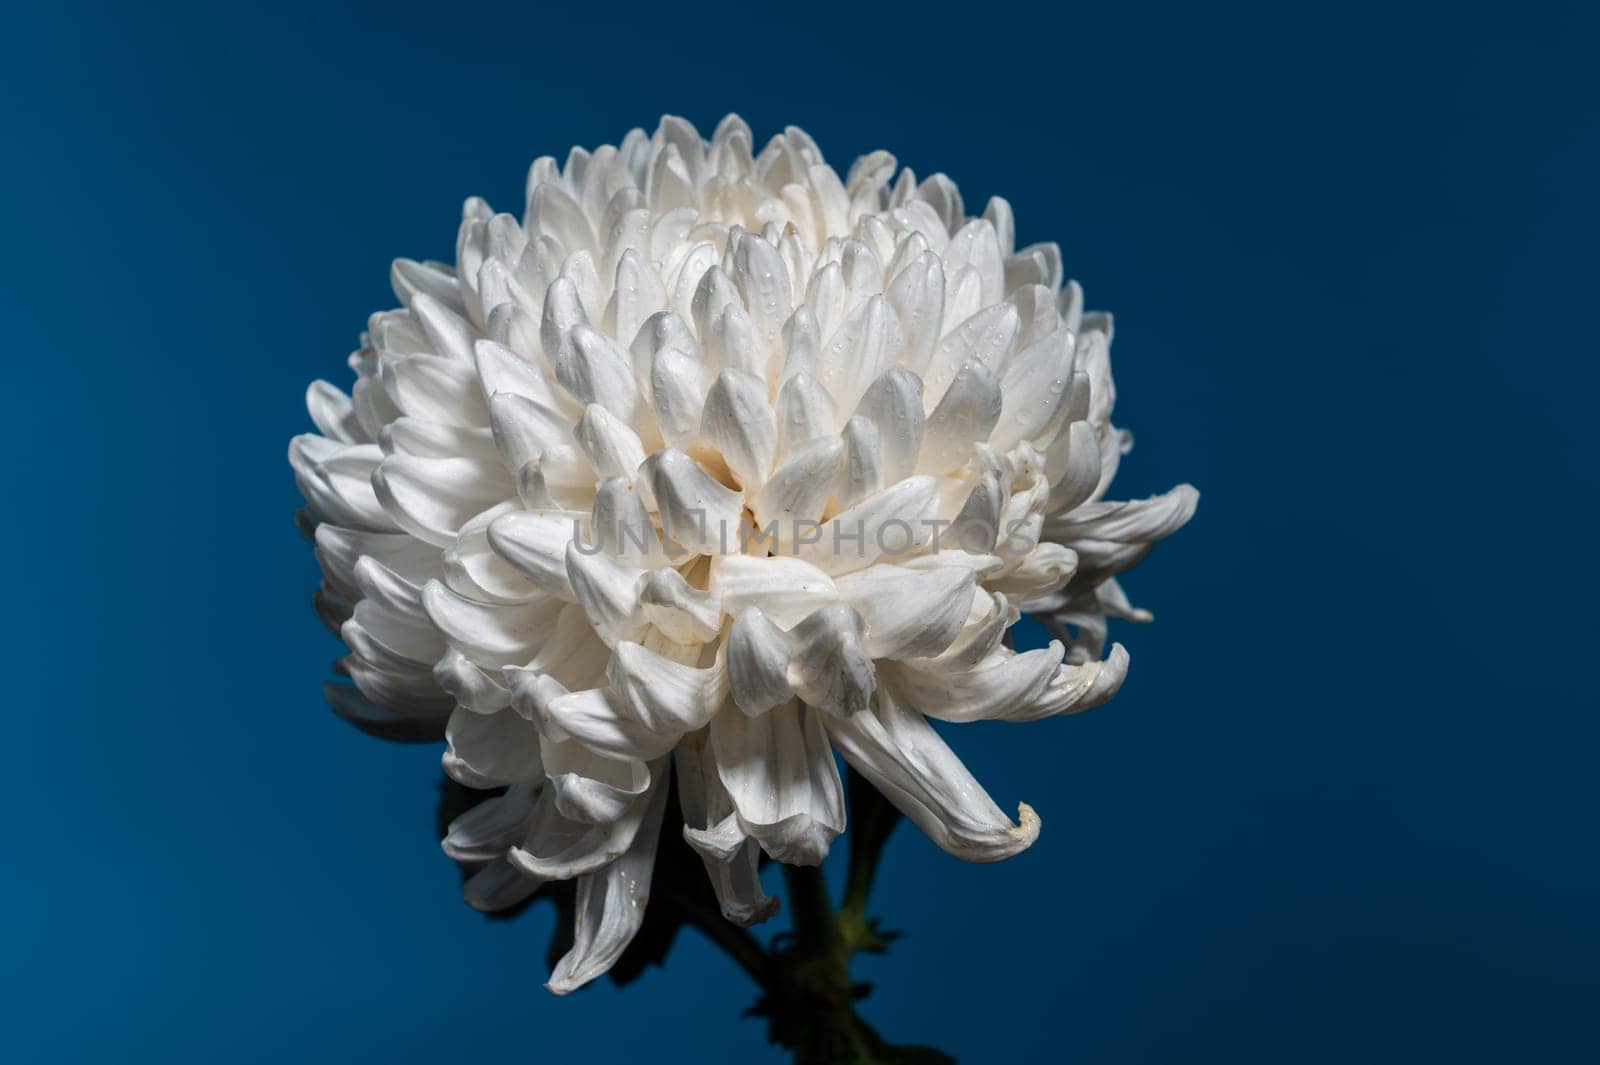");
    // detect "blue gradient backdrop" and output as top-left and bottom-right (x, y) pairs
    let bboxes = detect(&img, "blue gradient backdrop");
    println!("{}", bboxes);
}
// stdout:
(5, 2), (1595, 1061)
